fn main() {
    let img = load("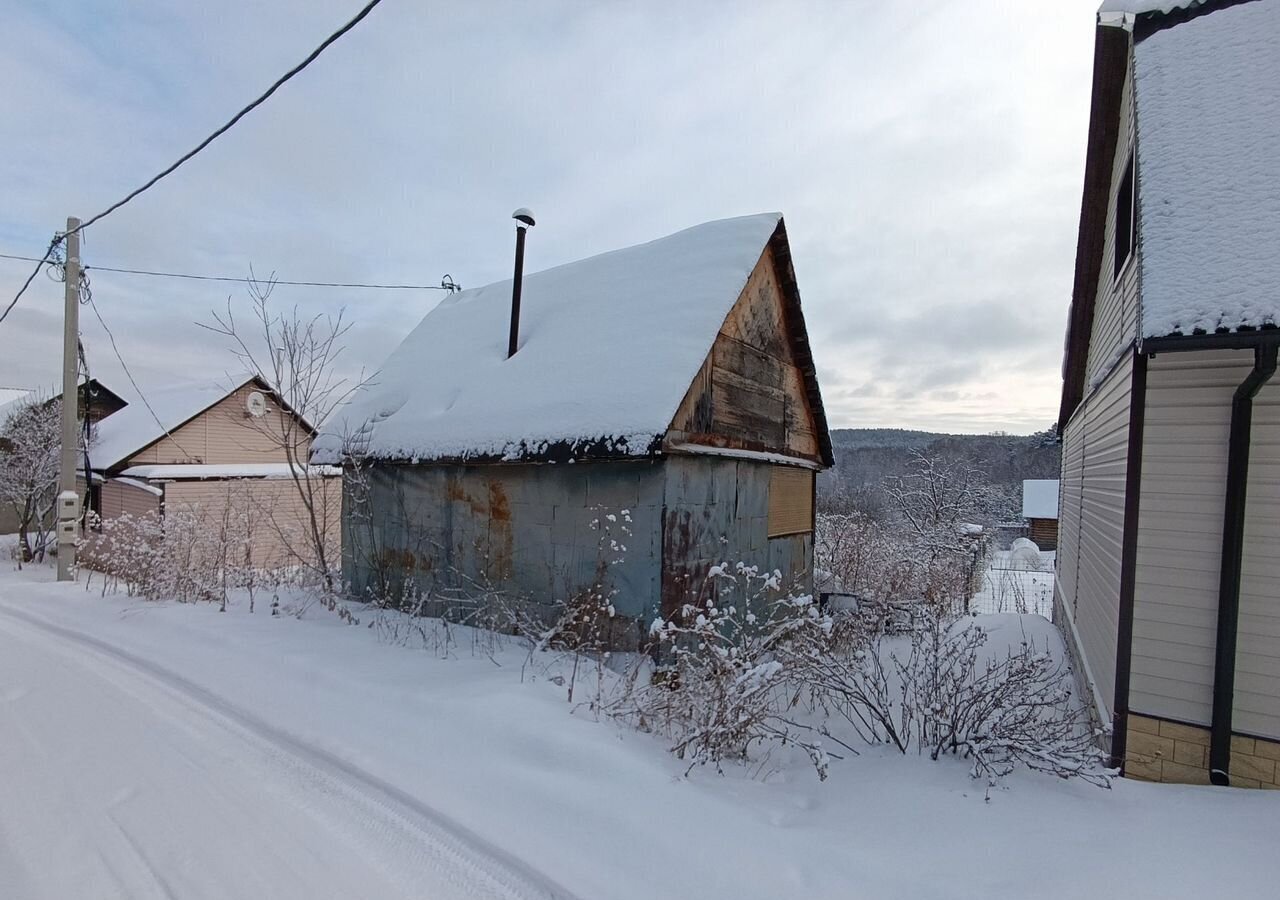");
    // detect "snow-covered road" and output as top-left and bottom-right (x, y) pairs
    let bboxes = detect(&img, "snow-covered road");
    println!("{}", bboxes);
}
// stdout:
(0, 604), (576, 900)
